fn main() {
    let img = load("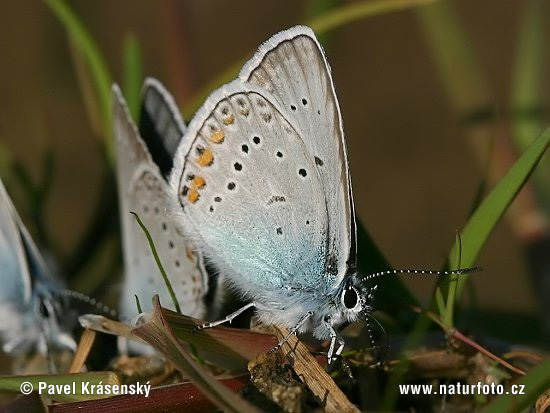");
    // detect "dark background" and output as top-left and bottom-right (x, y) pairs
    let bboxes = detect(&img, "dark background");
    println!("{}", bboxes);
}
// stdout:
(0, 0), (547, 320)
